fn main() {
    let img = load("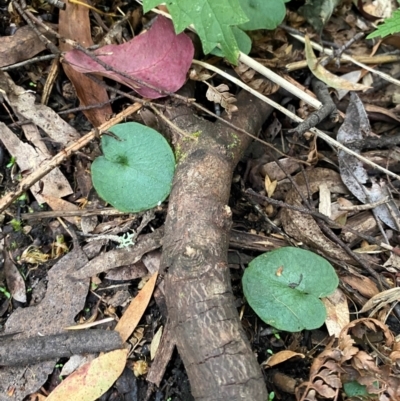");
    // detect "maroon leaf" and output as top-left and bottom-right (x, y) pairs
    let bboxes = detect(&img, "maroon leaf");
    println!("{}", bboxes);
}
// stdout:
(64, 16), (194, 99)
